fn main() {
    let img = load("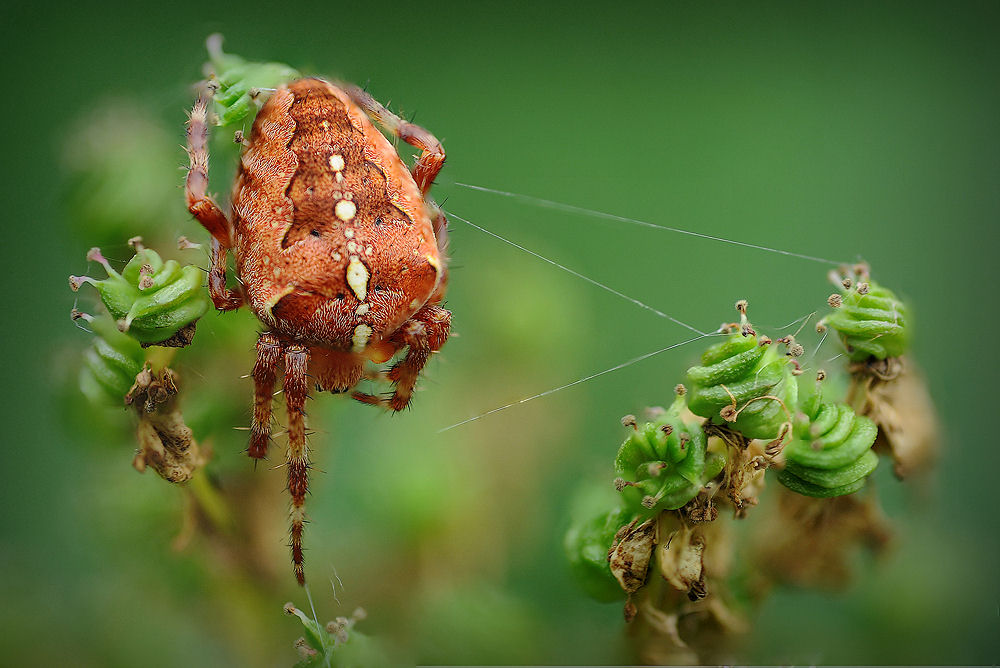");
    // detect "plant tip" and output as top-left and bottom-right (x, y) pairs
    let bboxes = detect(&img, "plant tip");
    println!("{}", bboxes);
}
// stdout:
(177, 236), (201, 250)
